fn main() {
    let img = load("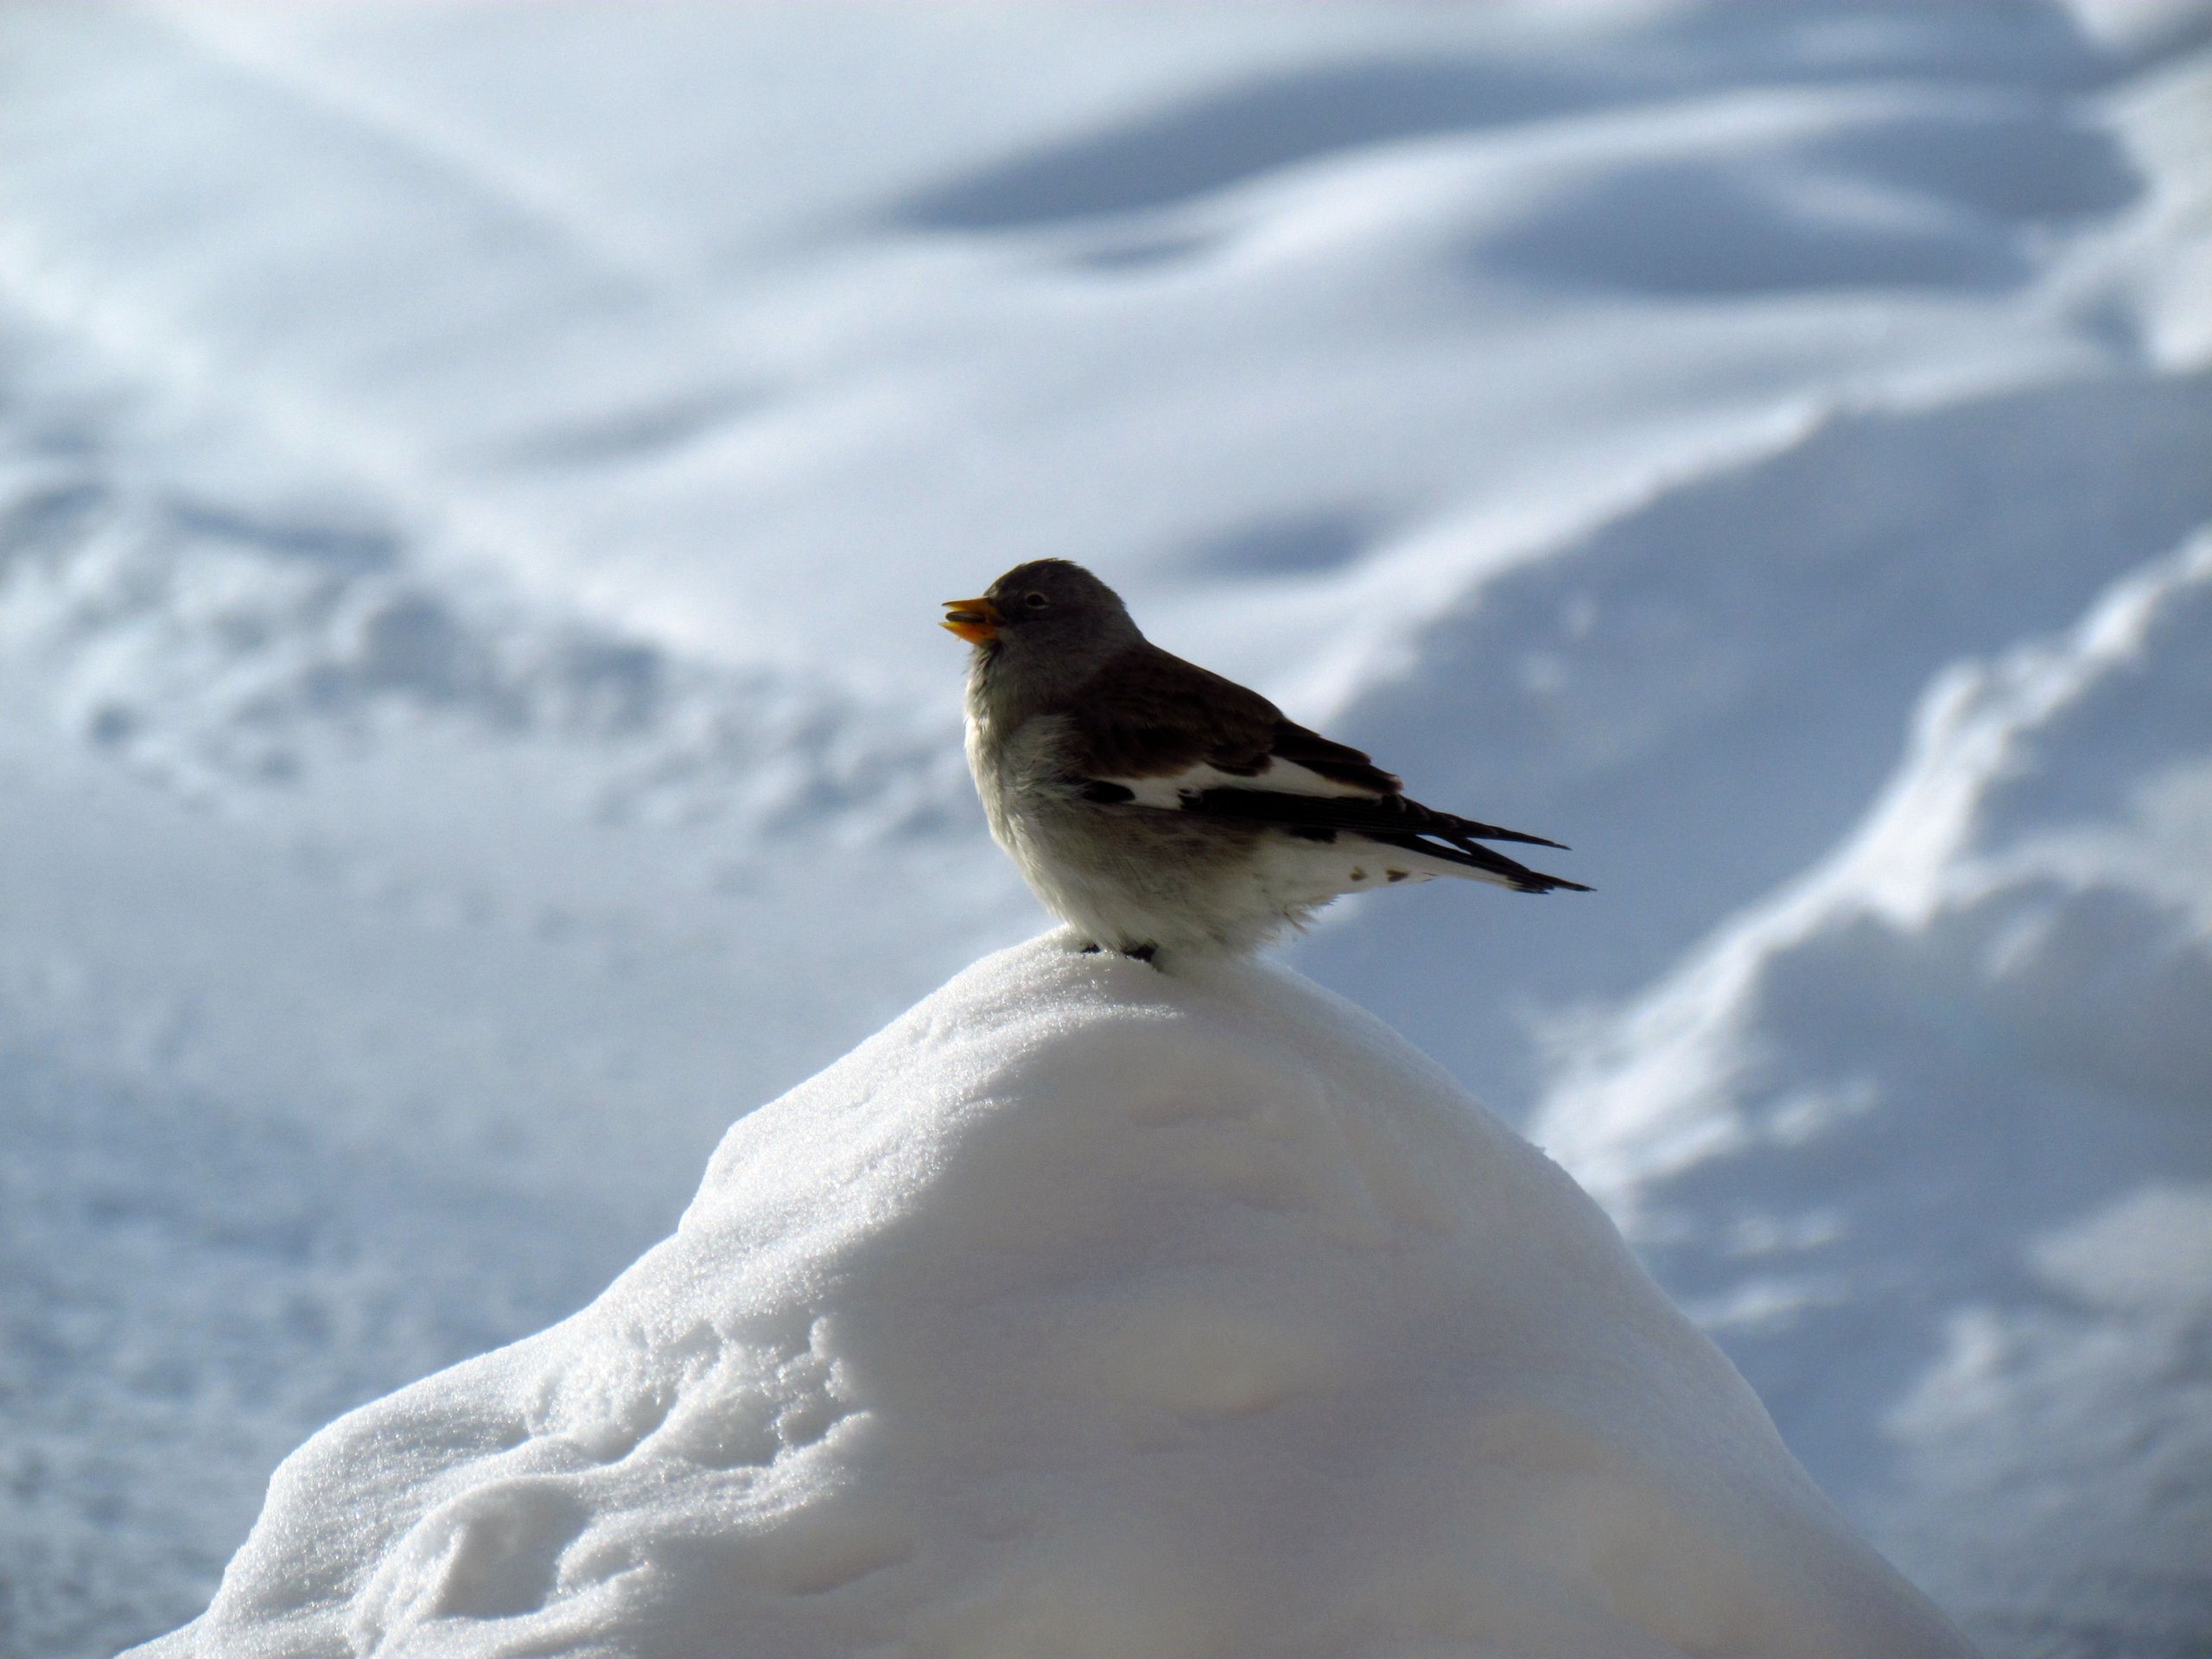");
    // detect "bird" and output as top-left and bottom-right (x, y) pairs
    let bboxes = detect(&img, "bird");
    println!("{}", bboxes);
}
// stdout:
(944, 559), (1586, 960)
